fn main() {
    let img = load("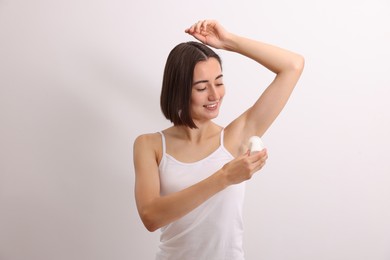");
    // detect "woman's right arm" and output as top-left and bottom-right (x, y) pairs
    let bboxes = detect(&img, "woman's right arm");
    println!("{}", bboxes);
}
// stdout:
(133, 134), (266, 232)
